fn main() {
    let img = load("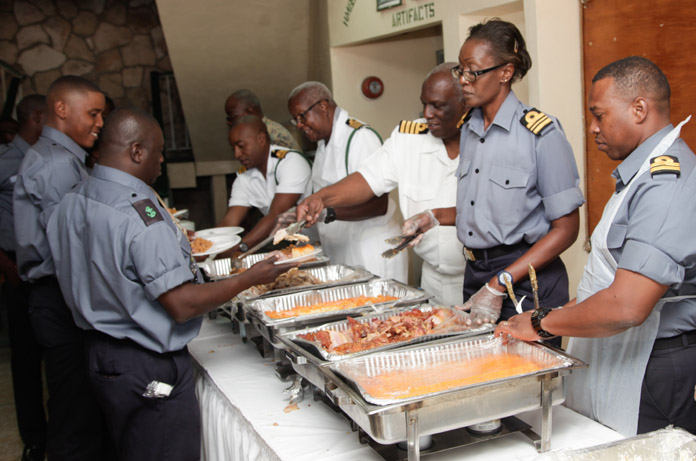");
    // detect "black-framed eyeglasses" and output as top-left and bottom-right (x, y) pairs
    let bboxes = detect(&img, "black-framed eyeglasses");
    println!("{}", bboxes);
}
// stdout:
(291, 99), (327, 126)
(451, 63), (506, 83)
